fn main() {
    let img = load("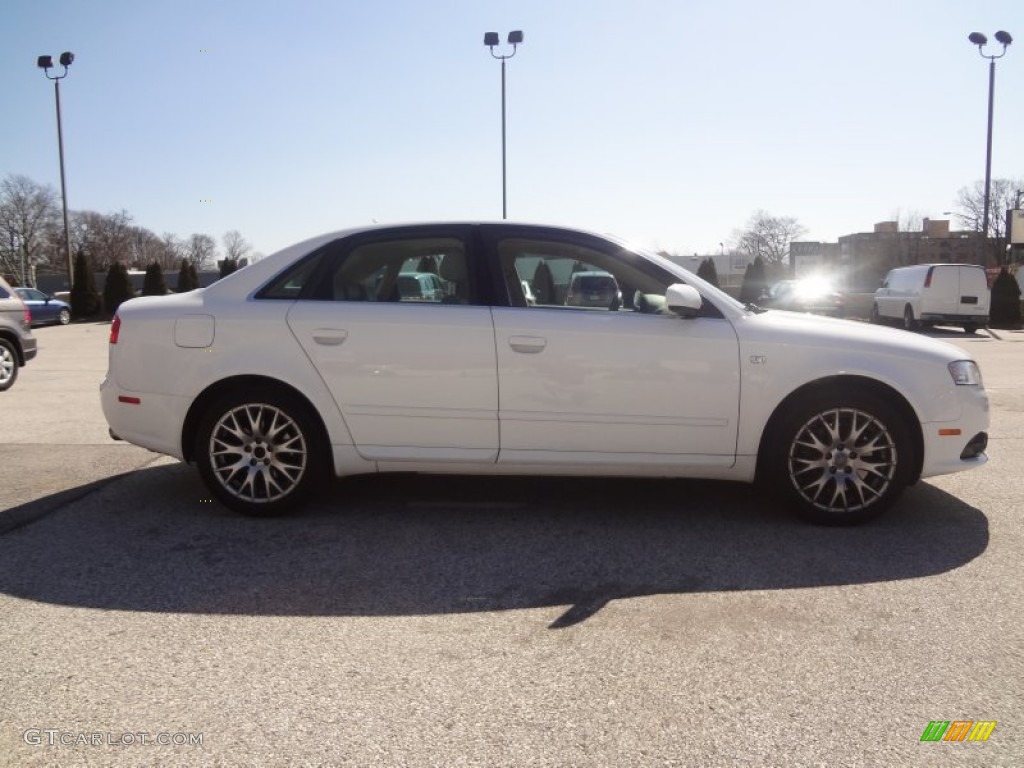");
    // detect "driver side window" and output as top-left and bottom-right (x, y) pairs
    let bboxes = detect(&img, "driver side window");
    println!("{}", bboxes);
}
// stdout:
(497, 238), (675, 314)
